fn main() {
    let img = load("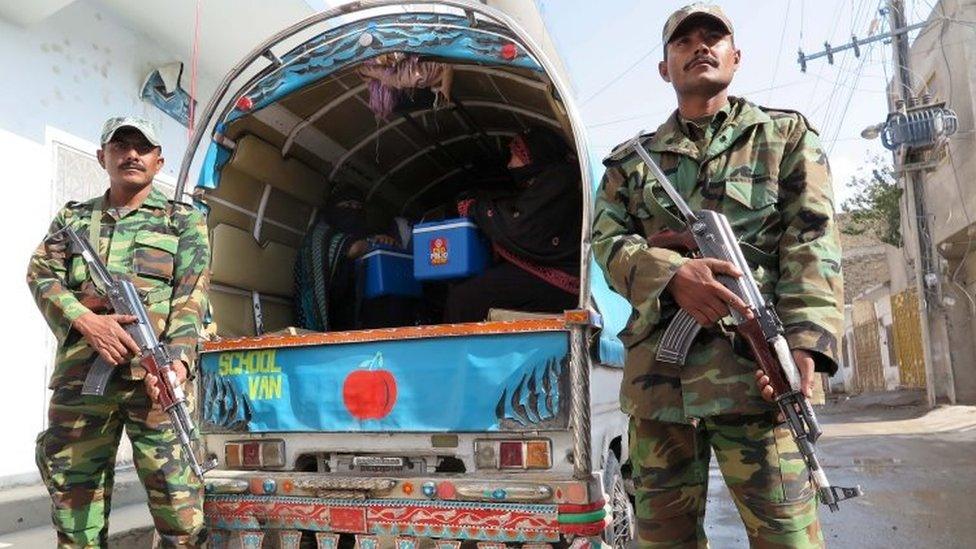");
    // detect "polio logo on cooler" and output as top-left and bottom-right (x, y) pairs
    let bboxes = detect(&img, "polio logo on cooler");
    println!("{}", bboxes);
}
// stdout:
(429, 237), (448, 266)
